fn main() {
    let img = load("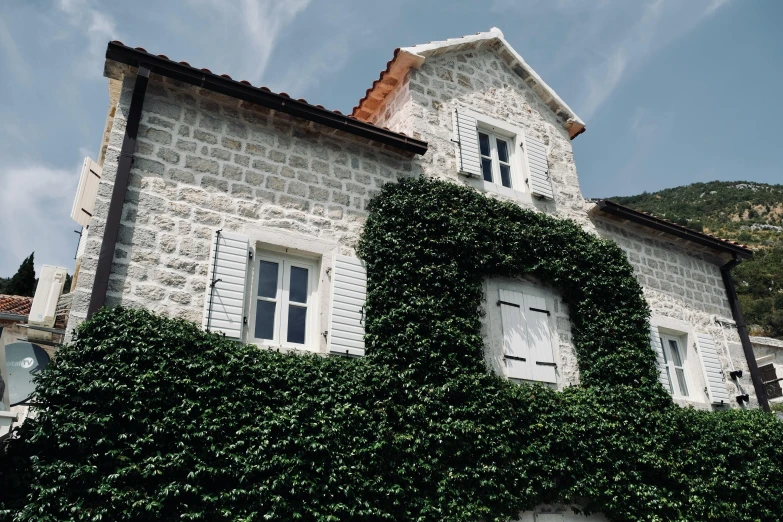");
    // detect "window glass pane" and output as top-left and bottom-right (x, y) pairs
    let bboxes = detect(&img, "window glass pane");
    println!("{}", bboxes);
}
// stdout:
(289, 267), (309, 303)
(665, 368), (674, 394)
(675, 368), (689, 396)
(254, 300), (276, 340)
(257, 261), (279, 298)
(668, 340), (684, 367)
(287, 305), (307, 344)
(499, 165), (512, 188)
(481, 158), (493, 182)
(659, 338), (668, 363)
(496, 138), (510, 163)
(479, 132), (490, 157)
